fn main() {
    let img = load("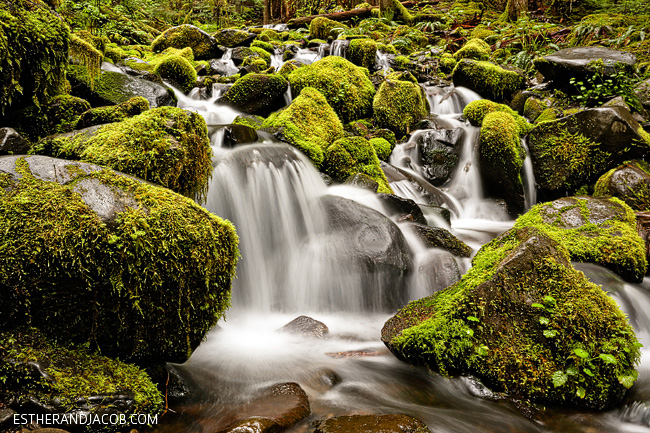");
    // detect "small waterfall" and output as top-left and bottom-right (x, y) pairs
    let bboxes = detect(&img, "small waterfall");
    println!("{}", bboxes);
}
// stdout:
(375, 51), (391, 75)
(262, 23), (288, 31)
(424, 85), (481, 115)
(170, 84), (240, 126)
(522, 140), (537, 211)
(331, 39), (348, 58)
(293, 48), (321, 64)
(210, 48), (239, 77)
(283, 85), (292, 106)
(270, 49), (284, 70)
(317, 43), (327, 59)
